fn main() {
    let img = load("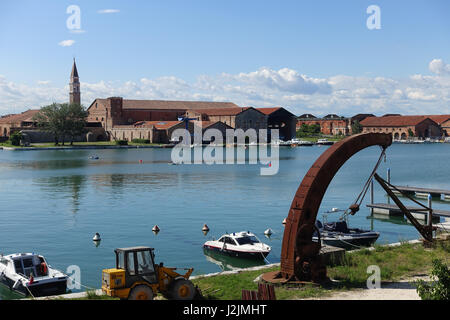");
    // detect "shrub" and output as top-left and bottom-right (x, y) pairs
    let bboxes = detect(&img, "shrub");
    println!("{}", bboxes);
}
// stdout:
(131, 138), (150, 144)
(115, 140), (128, 146)
(416, 259), (450, 300)
(10, 132), (23, 146)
